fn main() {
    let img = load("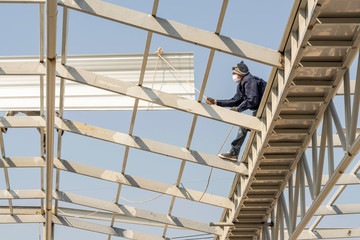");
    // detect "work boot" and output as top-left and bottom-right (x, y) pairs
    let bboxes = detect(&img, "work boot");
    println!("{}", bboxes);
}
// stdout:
(218, 152), (238, 161)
